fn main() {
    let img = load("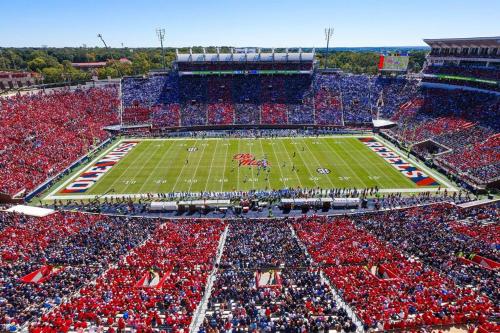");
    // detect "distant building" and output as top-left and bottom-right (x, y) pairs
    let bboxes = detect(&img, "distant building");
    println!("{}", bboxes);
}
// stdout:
(422, 36), (500, 92)
(71, 61), (107, 70)
(424, 36), (499, 63)
(117, 57), (132, 65)
(0, 71), (41, 91)
(71, 58), (132, 71)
